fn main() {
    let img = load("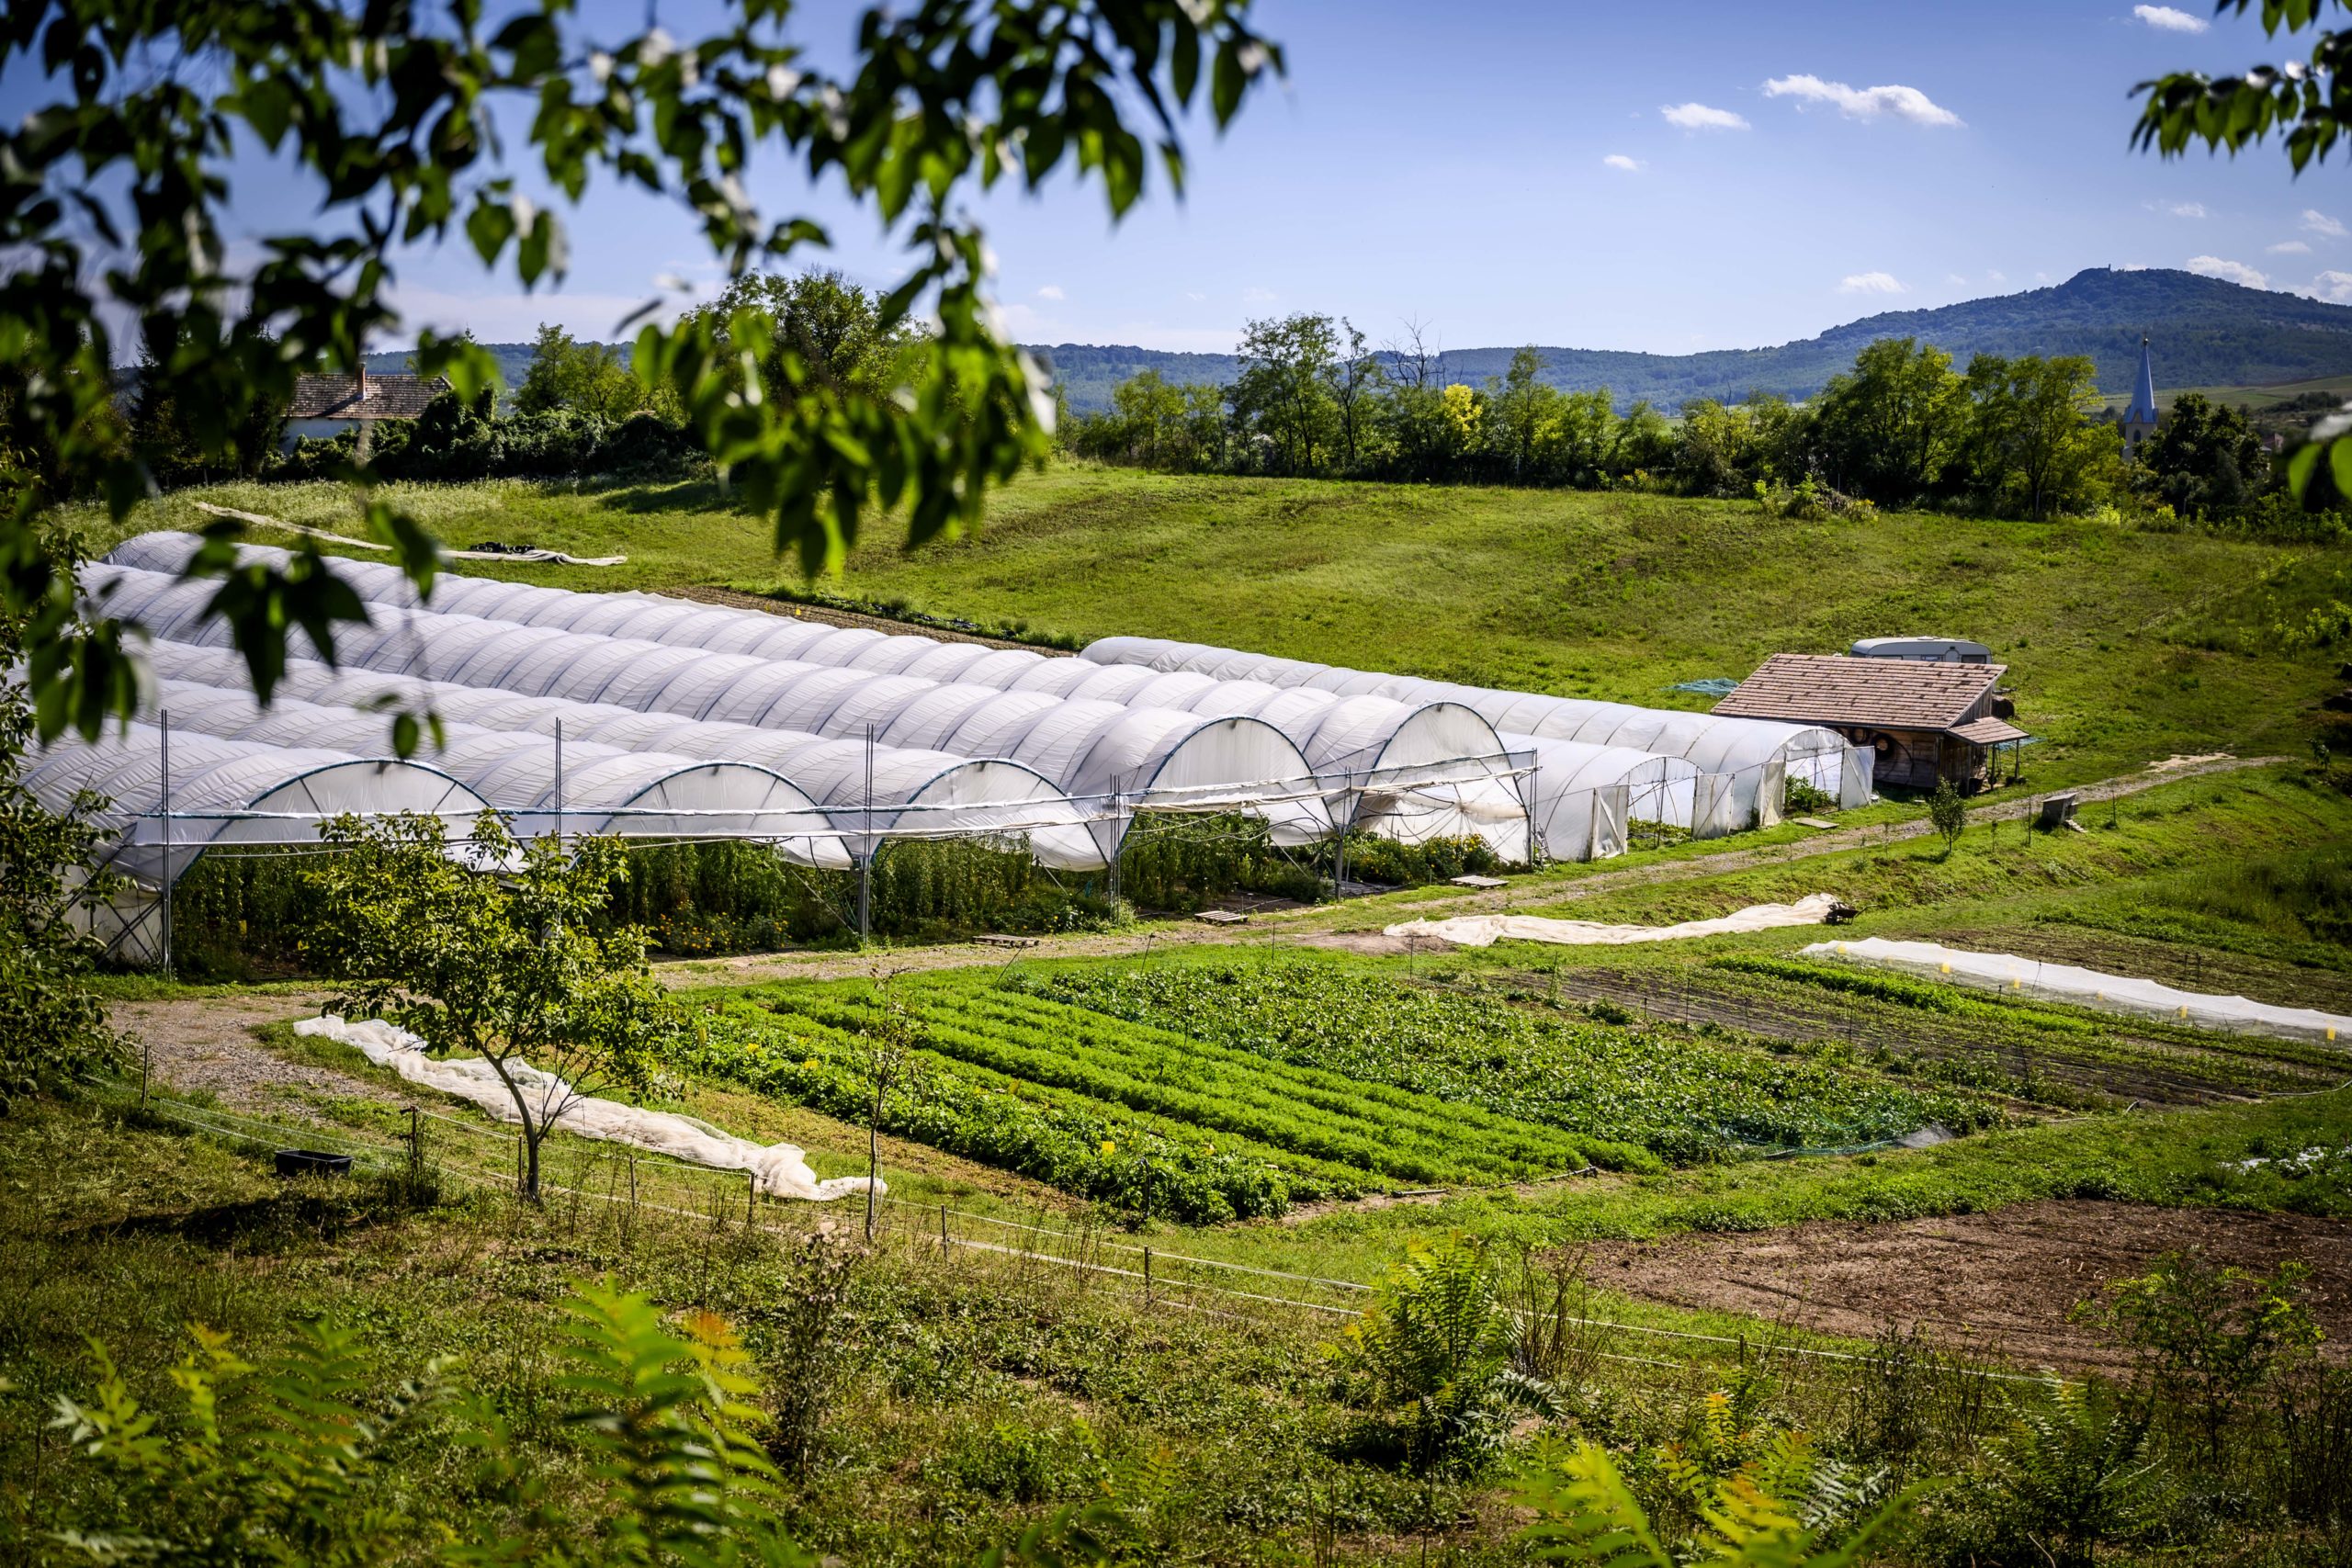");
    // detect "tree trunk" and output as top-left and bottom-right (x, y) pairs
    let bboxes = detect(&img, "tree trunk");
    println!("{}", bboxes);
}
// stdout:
(489, 1055), (545, 1203)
